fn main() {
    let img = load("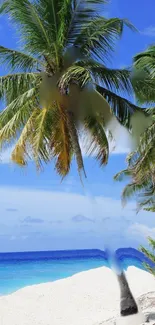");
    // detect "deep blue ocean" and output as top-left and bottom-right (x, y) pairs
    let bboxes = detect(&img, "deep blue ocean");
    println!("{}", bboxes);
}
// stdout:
(0, 248), (154, 295)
